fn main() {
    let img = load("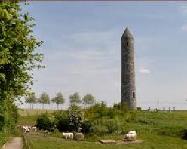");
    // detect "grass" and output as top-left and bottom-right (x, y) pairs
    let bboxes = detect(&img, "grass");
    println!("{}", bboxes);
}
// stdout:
(24, 134), (187, 149)
(18, 109), (55, 117)
(18, 109), (55, 125)
(20, 109), (187, 149)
